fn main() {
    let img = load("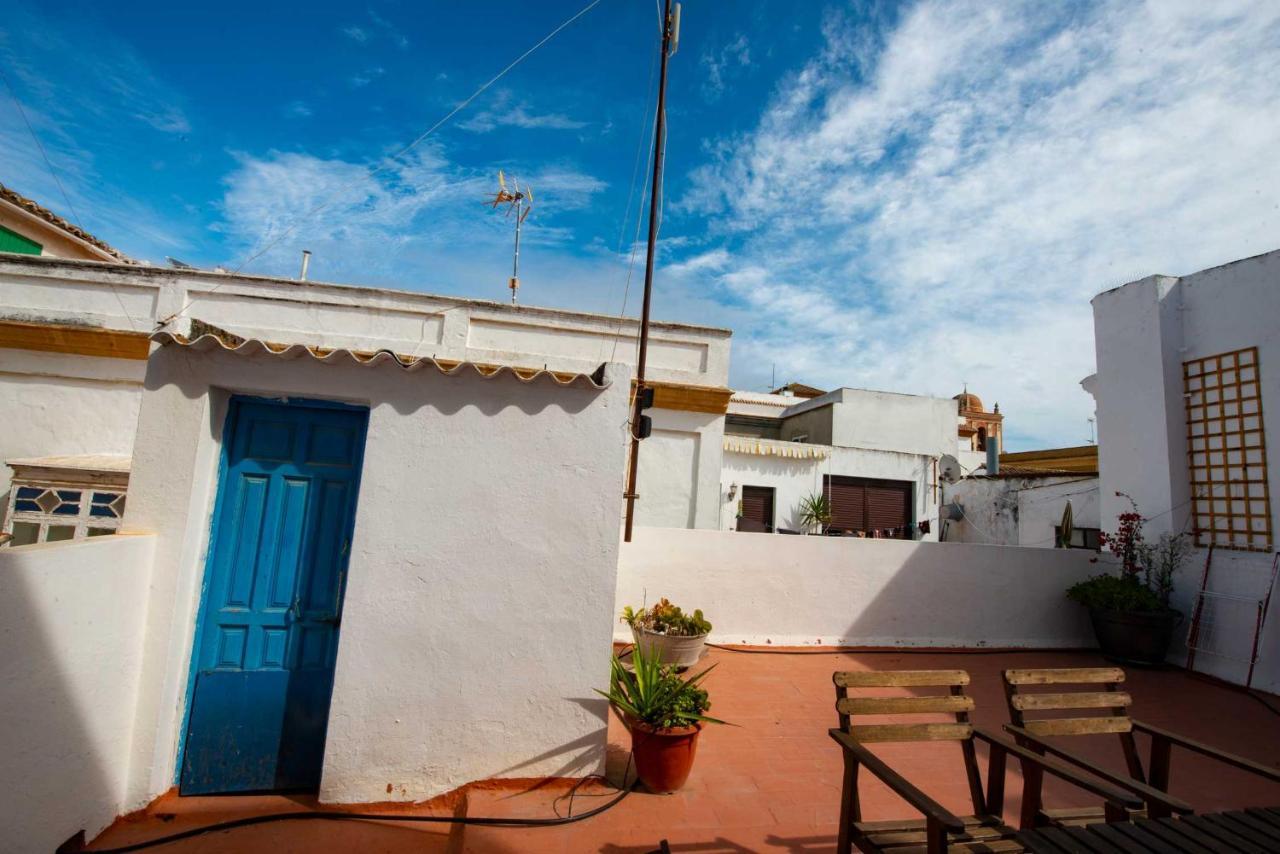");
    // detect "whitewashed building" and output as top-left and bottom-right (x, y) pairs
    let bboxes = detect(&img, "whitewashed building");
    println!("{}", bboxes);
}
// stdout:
(720, 386), (958, 539)
(0, 252), (731, 850)
(1086, 249), (1280, 691)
